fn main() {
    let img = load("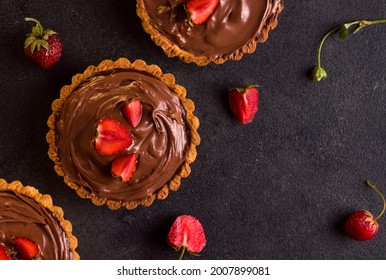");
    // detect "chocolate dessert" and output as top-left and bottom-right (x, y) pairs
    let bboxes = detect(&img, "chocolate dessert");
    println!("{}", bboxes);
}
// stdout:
(0, 179), (79, 260)
(47, 58), (200, 210)
(136, 0), (284, 65)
